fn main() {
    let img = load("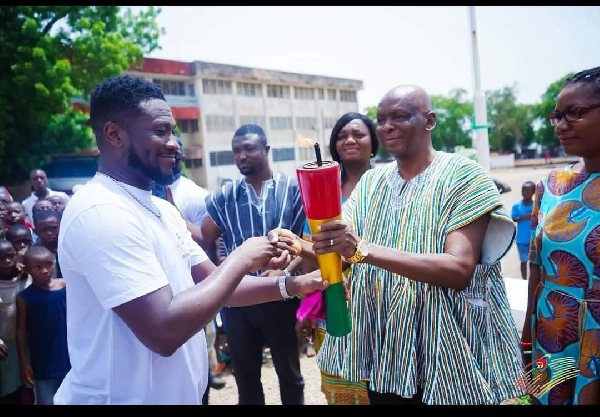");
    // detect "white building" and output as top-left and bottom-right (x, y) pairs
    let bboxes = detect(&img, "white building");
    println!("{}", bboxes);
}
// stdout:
(127, 57), (363, 191)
